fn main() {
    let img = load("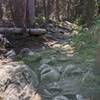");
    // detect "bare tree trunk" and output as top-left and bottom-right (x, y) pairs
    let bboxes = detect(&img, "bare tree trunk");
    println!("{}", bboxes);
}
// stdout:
(27, 0), (35, 27)
(46, 0), (50, 22)
(43, 0), (52, 22)
(95, 33), (100, 75)
(9, 0), (35, 28)
(0, 0), (3, 20)
(55, 0), (60, 21)
(9, 0), (27, 28)
(43, 0), (46, 20)
(62, 0), (66, 20)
